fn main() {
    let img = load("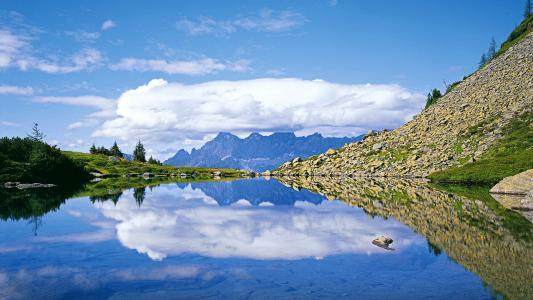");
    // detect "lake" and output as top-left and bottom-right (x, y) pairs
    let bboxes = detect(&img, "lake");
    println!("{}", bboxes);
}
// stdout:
(0, 177), (531, 299)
